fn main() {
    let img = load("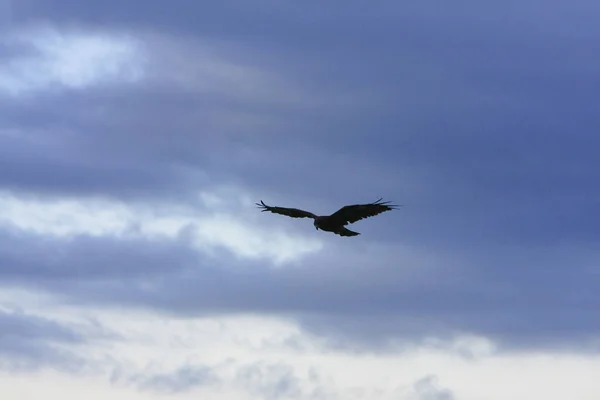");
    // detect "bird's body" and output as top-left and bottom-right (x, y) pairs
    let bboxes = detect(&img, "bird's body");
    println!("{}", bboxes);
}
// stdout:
(256, 198), (399, 237)
(313, 215), (360, 236)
